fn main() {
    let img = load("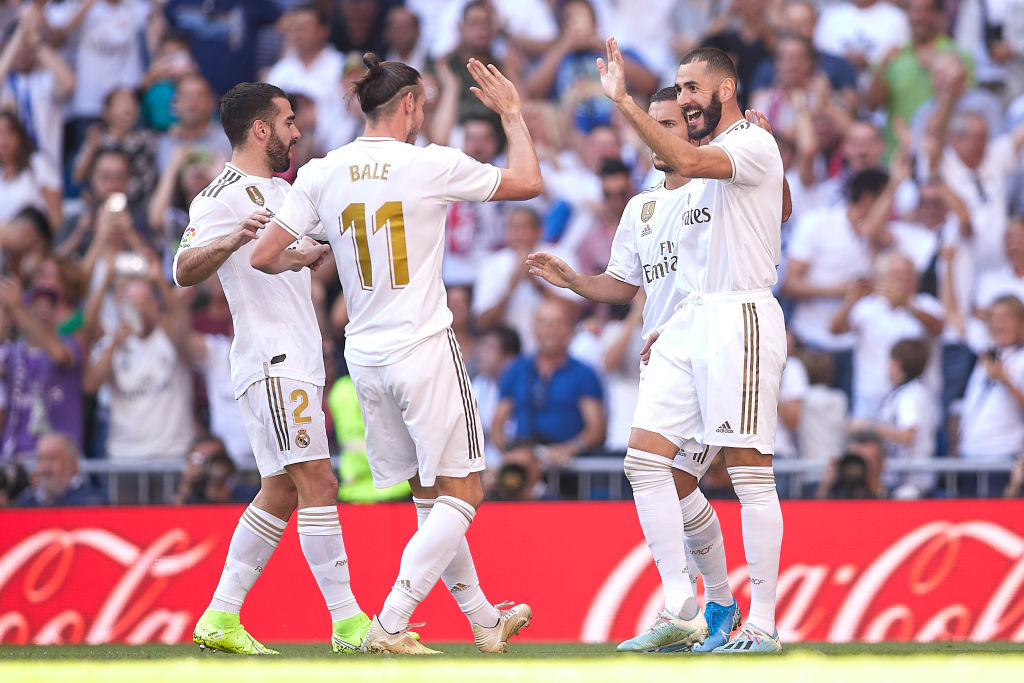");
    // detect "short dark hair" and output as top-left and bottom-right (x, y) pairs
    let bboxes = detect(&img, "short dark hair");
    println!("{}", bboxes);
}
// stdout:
(348, 52), (421, 120)
(650, 86), (678, 104)
(484, 324), (522, 357)
(91, 146), (131, 178)
(890, 338), (929, 382)
(291, 2), (329, 26)
(102, 87), (140, 111)
(0, 111), (33, 174)
(847, 429), (884, 451)
(462, 0), (491, 21)
(801, 350), (835, 386)
(509, 206), (542, 229)
(776, 31), (818, 64)
(12, 207), (53, 246)
(680, 47), (739, 84)
(848, 168), (890, 203)
(598, 158), (630, 179)
(220, 82), (288, 148)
